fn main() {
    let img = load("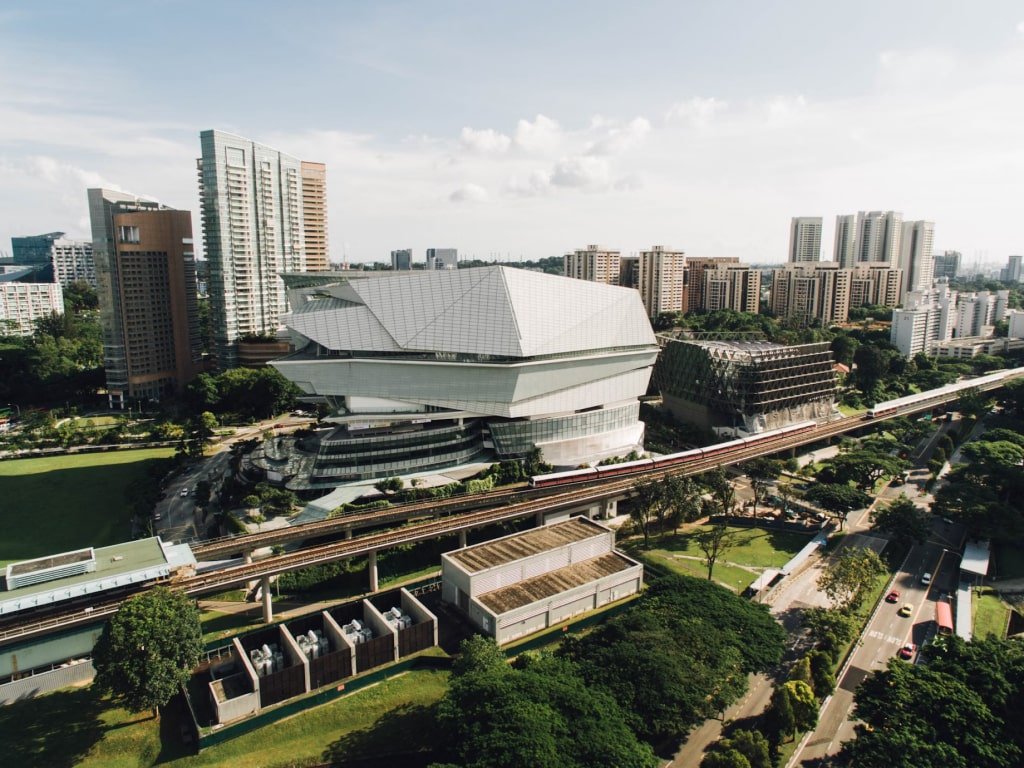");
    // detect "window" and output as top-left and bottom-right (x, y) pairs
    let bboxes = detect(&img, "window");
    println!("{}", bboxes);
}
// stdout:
(118, 226), (140, 244)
